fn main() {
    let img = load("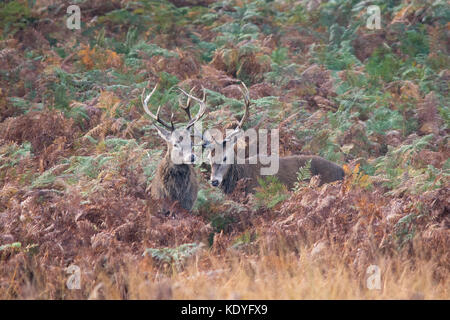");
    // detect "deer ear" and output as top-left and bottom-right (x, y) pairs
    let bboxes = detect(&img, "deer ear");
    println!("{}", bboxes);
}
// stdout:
(154, 125), (171, 142)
